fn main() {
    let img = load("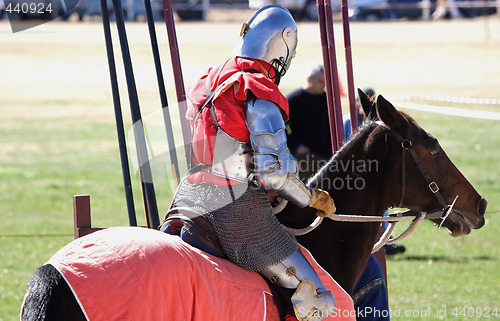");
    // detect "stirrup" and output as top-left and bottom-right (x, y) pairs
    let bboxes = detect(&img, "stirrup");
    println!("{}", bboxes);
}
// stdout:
(292, 280), (335, 321)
